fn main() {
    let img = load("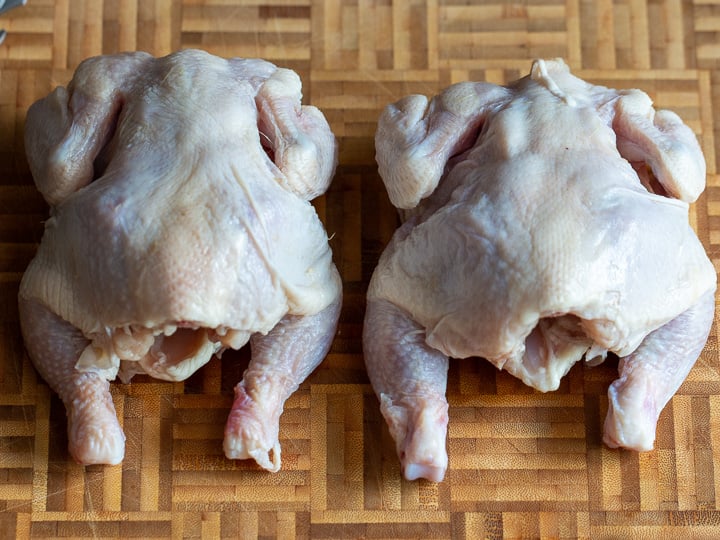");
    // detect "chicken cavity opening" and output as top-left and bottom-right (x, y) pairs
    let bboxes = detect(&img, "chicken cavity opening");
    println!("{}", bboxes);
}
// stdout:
(516, 314), (606, 392)
(127, 326), (219, 381)
(79, 324), (253, 383)
(150, 327), (209, 367)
